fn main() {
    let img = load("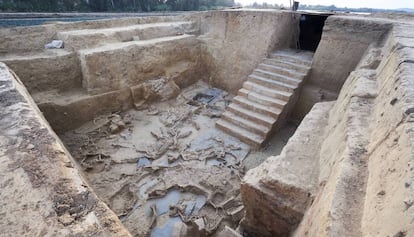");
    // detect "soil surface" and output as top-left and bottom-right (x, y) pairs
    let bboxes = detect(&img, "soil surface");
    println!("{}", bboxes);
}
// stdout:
(244, 123), (297, 170)
(60, 81), (262, 236)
